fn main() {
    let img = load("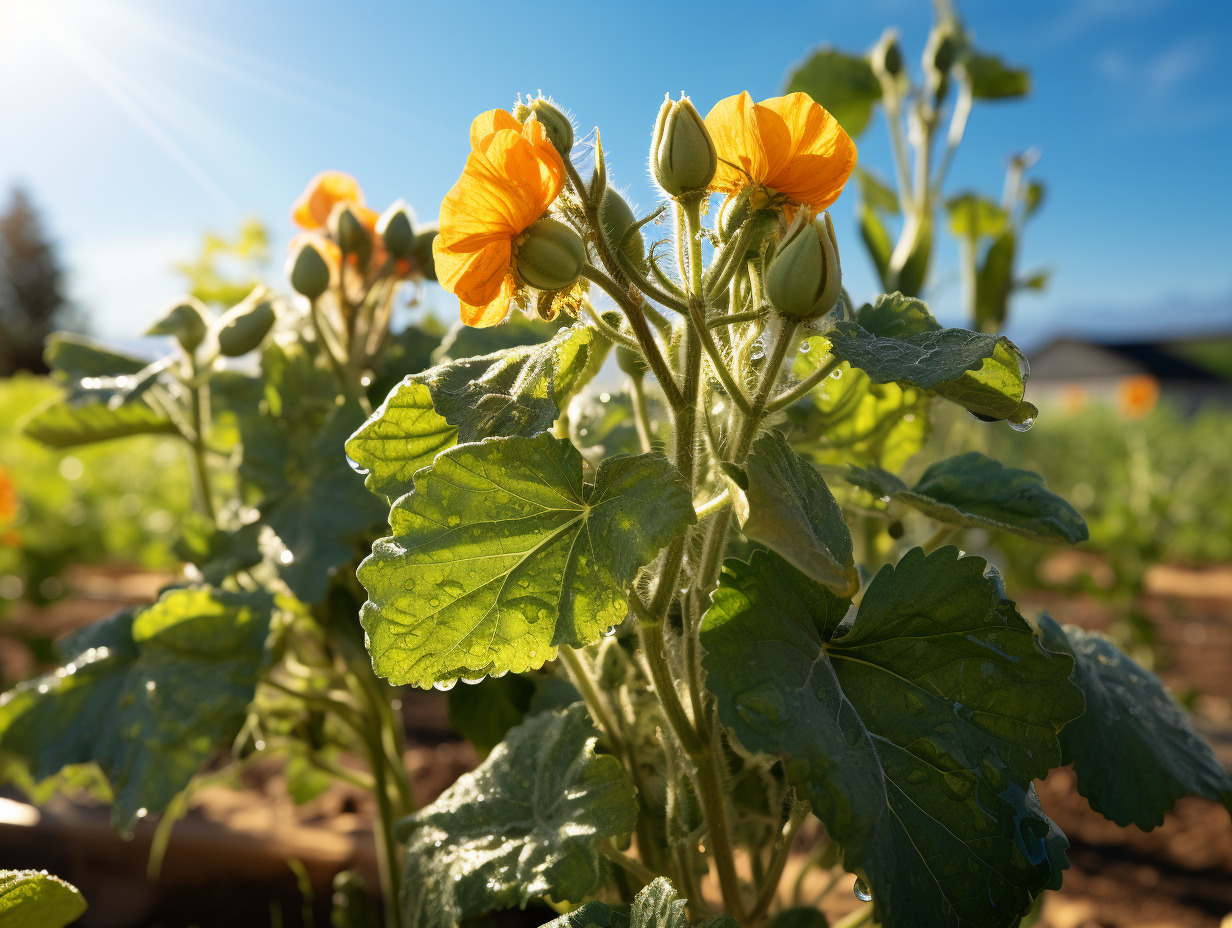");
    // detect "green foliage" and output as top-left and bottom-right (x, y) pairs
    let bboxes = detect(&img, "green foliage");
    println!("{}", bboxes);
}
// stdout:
(702, 547), (1081, 928)
(0, 587), (271, 828)
(359, 433), (693, 686)
(172, 218), (269, 308)
(846, 451), (1088, 543)
(542, 877), (739, 928)
(785, 47), (882, 137)
(1038, 615), (1232, 830)
(962, 51), (1030, 99)
(397, 704), (636, 927)
(0, 869), (87, 928)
